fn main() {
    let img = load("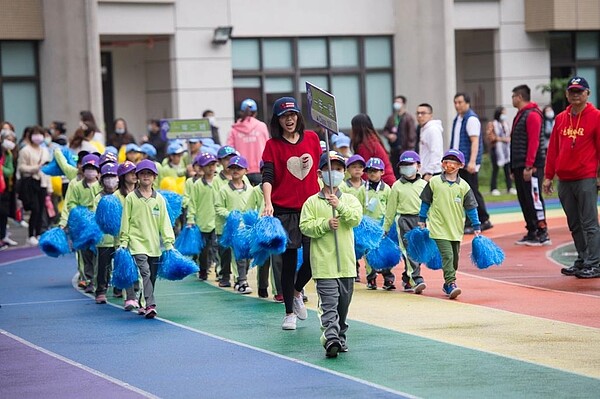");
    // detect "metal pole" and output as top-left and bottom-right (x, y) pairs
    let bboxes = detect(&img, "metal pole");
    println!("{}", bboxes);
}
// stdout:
(324, 128), (341, 273)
